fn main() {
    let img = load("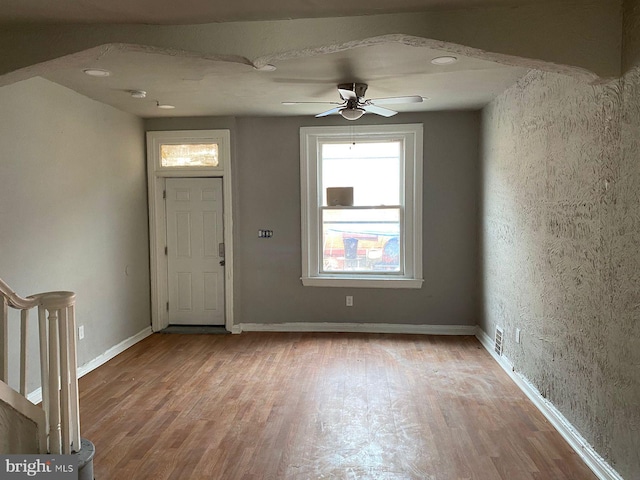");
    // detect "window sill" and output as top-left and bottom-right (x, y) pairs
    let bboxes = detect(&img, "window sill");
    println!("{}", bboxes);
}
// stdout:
(301, 276), (423, 289)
